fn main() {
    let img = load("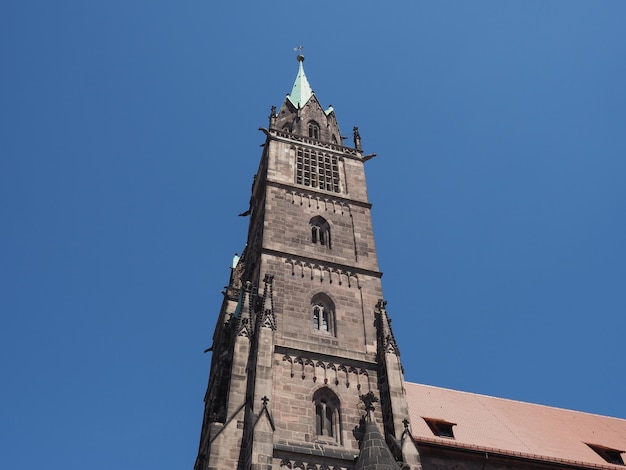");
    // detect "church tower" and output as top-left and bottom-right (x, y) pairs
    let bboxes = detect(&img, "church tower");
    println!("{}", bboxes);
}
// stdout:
(195, 55), (421, 470)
